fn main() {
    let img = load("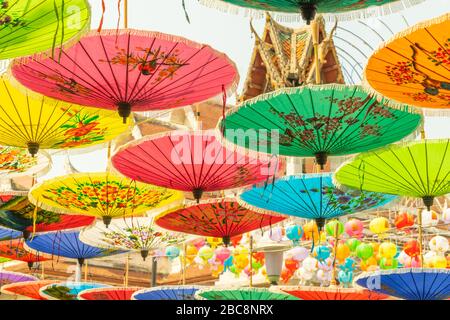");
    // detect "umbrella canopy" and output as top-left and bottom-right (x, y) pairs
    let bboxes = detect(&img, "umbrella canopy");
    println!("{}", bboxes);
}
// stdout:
(275, 285), (388, 300)
(195, 287), (299, 300)
(1, 280), (59, 300)
(355, 268), (450, 300)
(0, 227), (21, 241)
(39, 282), (110, 300)
(364, 13), (450, 110)
(80, 217), (187, 261)
(25, 231), (125, 263)
(0, 0), (90, 59)
(0, 239), (50, 269)
(0, 271), (37, 287)
(0, 146), (50, 177)
(78, 286), (143, 300)
(0, 195), (95, 238)
(219, 85), (421, 169)
(112, 130), (283, 202)
(240, 173), (396, 230)
(155, 198), (285, 246)
(200, 0), (424, 24)
(132, 286), (203, 300)
(334, 139), (450, 211)
(11, 29), (239, 123)
(28, 172), (184, 227)
(0, 76), (132, 156)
